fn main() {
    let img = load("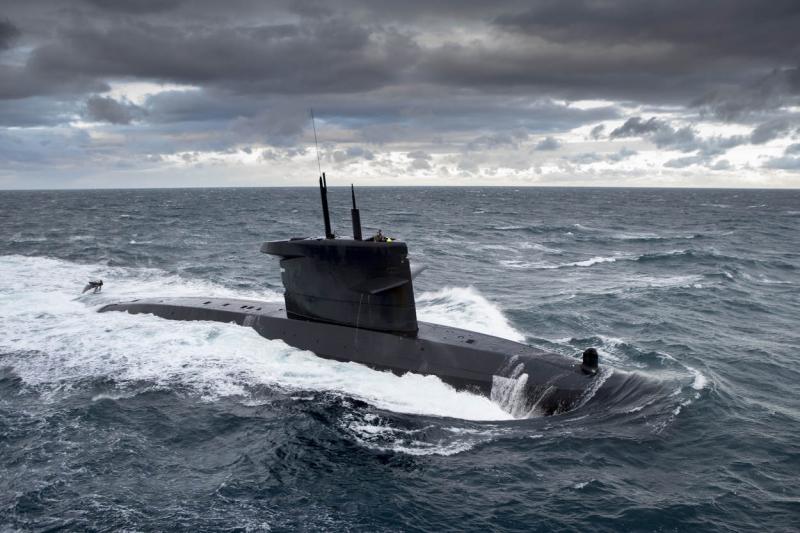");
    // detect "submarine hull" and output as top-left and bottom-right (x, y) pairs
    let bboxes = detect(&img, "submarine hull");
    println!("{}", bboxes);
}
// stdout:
(99, 296), (618, 416)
